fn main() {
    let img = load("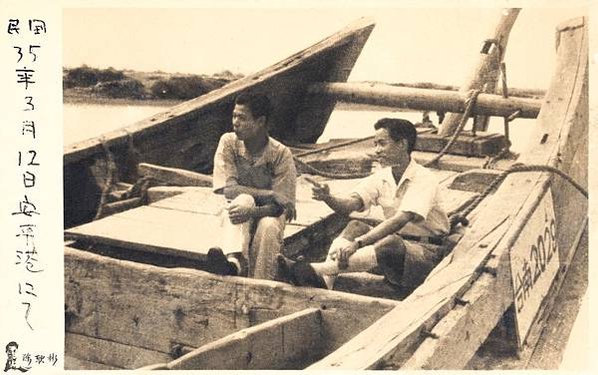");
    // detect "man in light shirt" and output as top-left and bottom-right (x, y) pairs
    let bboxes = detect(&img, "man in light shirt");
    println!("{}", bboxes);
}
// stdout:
(279, 118), (449, 290)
